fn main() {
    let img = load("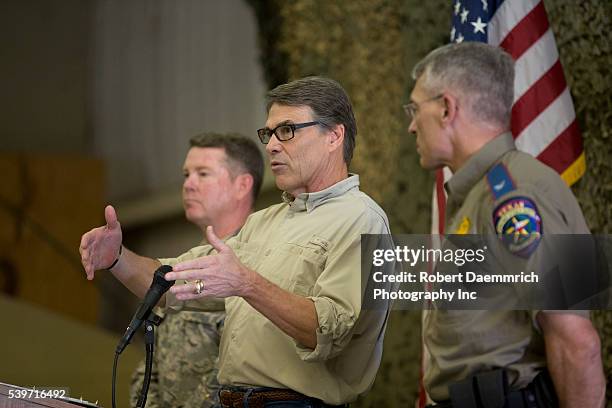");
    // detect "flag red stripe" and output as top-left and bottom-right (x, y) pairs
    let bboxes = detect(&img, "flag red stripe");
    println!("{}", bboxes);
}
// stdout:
(536, 120), (583, 174)
(418, 362), (427, 408)
(511, 60), (567, 137)
(500, 1), (549, 60)
(436, 169), (446, 234)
